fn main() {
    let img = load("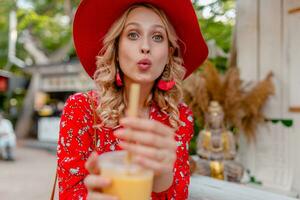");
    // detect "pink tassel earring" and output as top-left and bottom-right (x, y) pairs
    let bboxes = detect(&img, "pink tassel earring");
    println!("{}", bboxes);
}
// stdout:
(115, 69), (123, 87)
(157, 79), (175, 91)
(157, 63), (175, 91)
